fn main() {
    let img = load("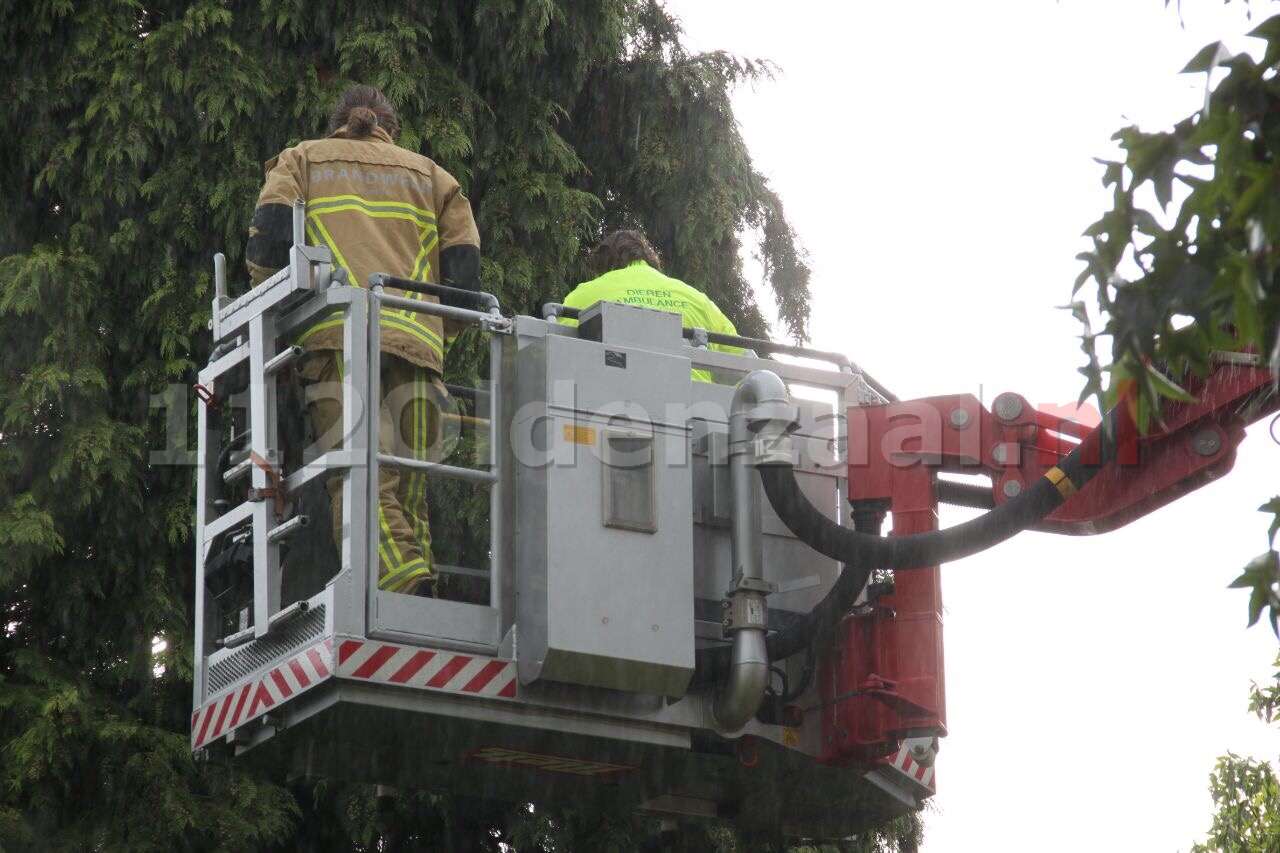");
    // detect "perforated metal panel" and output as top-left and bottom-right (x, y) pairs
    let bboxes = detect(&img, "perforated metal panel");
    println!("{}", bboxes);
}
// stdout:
(207, 605), (326, 694)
